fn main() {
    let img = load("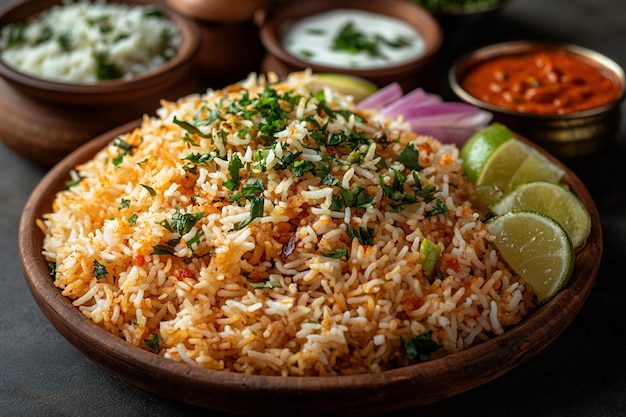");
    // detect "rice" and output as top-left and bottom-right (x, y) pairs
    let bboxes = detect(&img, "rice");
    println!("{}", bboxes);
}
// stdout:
(41, 70), (535, 376)
(0, 0), (180, 83)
